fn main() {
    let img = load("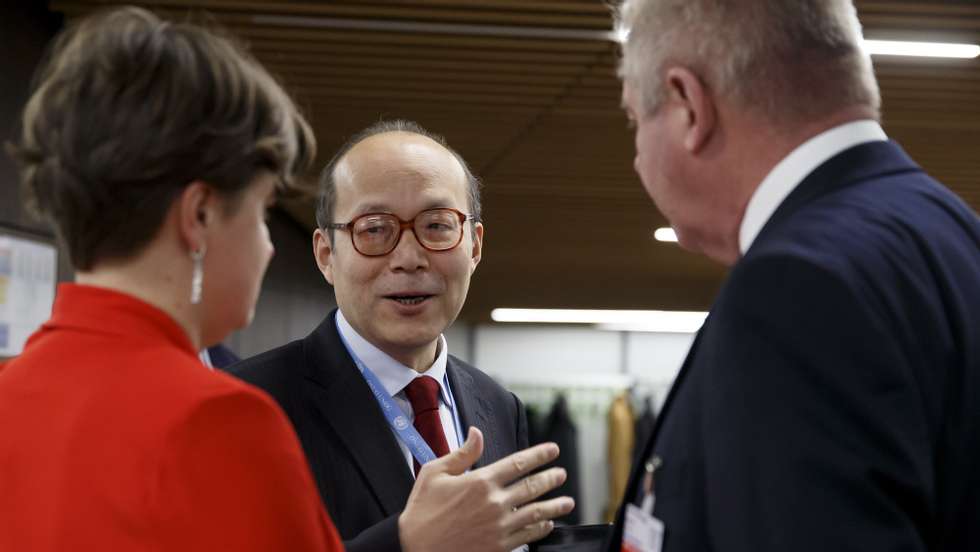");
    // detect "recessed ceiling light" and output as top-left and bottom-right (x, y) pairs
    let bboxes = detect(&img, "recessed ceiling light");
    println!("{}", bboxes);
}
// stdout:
(654, 227), (678, 243)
